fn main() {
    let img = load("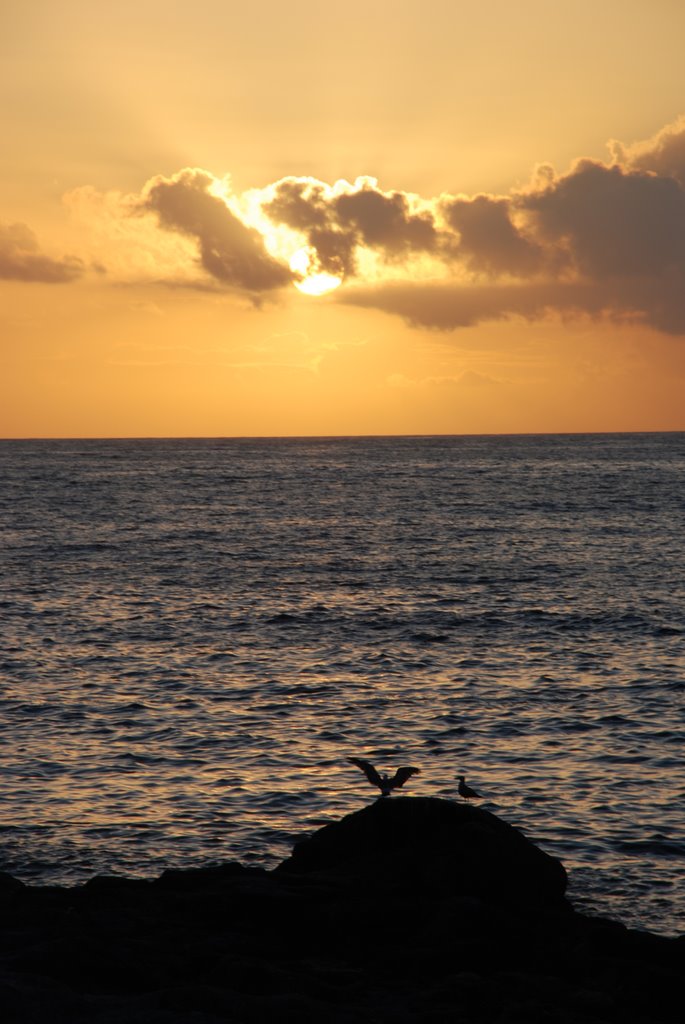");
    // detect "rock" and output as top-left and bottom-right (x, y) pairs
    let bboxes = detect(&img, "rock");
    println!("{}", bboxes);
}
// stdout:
(0, 871), (24, 894)
(154, 862), (262, 890)
(0, 799), (682, 1023)
(84, 874), (151, 893)
(278, 796), (568, 908)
